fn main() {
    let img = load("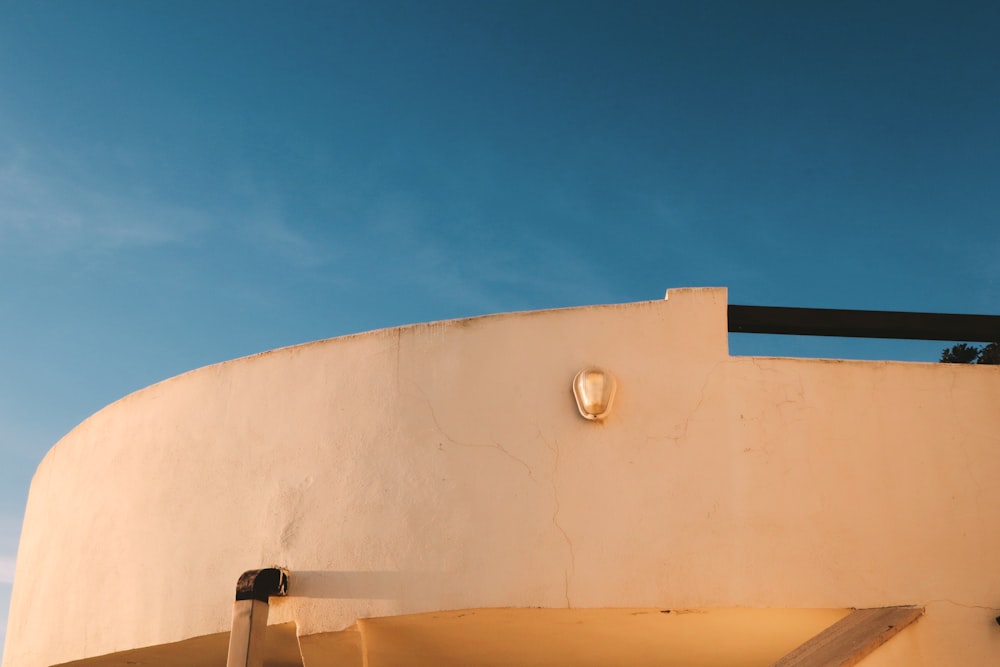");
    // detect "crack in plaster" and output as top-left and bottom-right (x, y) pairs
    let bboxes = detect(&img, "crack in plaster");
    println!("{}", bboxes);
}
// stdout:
(926, 599), (999, 612)
(750, 359), (807, 413)
(652, 360), (727, 445)
(747, 358), (813, 452)
(415, 385), (536, 481)
(536, 425), (574, 608)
